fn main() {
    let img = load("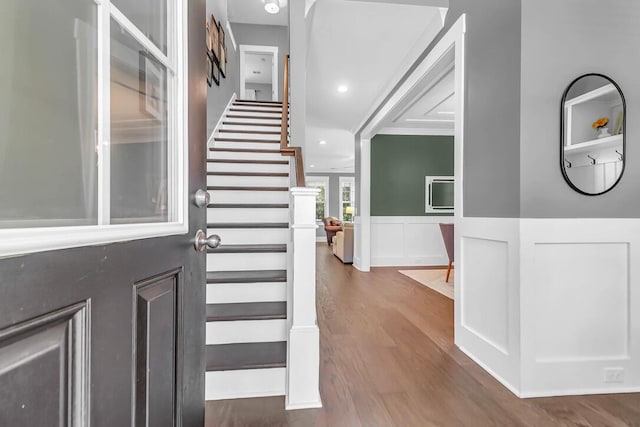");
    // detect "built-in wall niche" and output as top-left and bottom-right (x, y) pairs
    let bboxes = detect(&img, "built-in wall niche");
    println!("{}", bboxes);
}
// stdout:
(561, 74), (625, 195)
